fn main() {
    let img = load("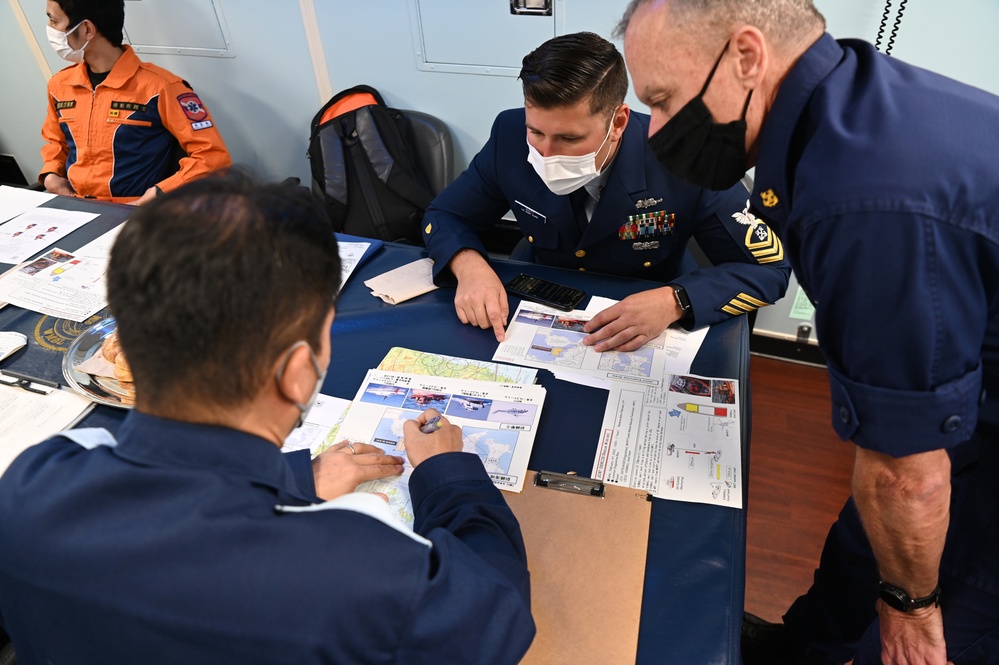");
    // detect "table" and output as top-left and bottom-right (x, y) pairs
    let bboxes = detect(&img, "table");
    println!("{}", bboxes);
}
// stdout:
(0, 195), (751, 664)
